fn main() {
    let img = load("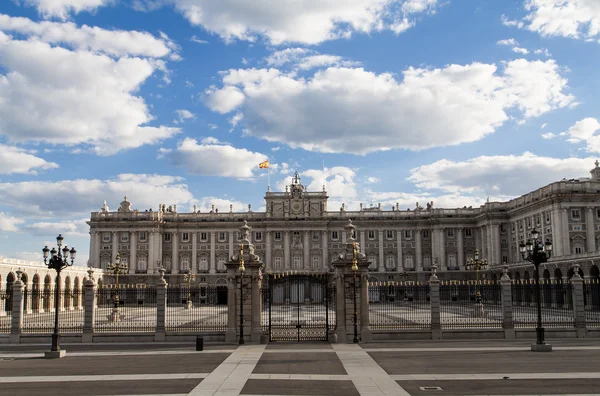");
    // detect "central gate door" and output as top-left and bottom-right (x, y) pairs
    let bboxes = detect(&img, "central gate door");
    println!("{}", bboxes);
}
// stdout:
(264, 273), (334, 342)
